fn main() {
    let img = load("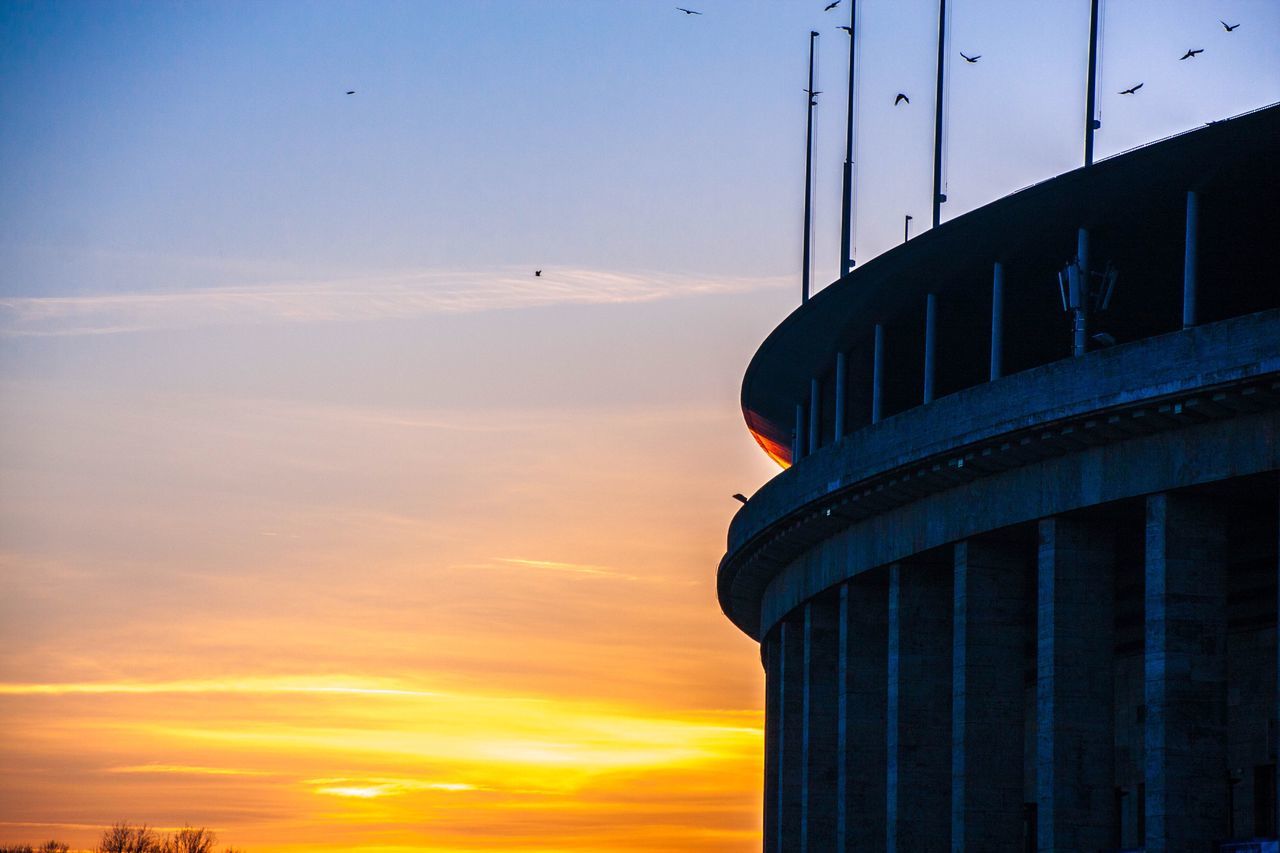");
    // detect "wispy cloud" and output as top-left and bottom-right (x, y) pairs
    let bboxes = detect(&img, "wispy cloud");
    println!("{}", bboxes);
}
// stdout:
(0, 267), (788, 336)
(107, 764), (271, 777)
(0, 677), (444, 698)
